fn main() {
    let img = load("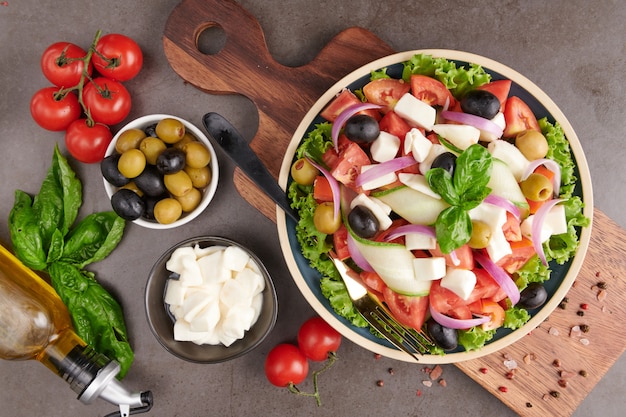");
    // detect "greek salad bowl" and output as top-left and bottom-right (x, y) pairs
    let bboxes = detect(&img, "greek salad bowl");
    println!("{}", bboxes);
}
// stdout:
(102, 114), (219, 229)
(145, 236), (278, 363)
(277, 50), (593, 364)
